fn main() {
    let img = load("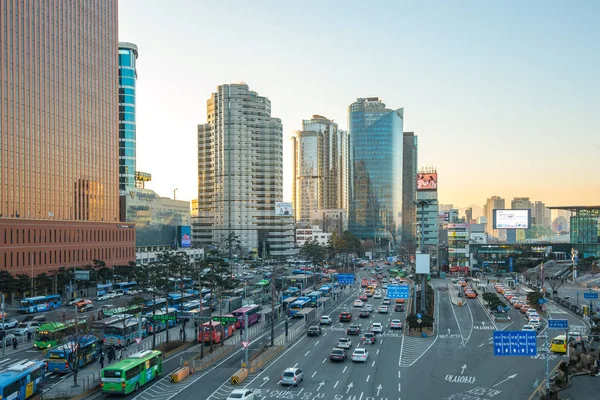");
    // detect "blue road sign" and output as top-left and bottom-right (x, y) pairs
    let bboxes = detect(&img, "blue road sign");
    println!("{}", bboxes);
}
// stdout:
(416, 313), (423, 319)
(548, 319), (569, 330)
(538, 298), (548, 304)
(497, 305), (503, 312)
(584, 292), (599, 300)
(493, 331), (537, 356)
(337, 274), (355, 285)
(387, 285), (409, 299)
(509, 257), (513, 273)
